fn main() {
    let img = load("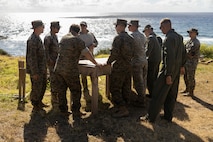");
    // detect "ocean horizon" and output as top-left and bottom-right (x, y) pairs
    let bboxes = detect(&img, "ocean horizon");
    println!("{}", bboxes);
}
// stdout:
(0, 12), (213, 56)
